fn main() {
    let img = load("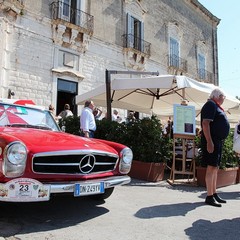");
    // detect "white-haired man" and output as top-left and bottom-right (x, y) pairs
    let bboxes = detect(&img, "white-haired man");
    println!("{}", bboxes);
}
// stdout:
(201, 88), (230, 207)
